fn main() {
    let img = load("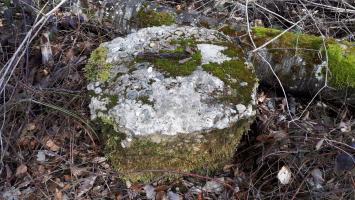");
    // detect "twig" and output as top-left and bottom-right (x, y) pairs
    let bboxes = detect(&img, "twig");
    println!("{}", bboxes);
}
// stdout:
(0, 0), (69, 94)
